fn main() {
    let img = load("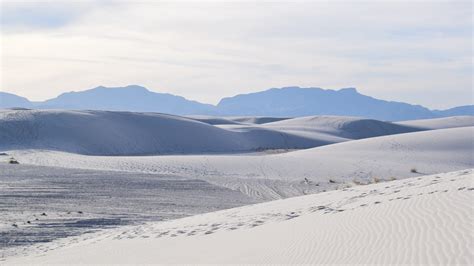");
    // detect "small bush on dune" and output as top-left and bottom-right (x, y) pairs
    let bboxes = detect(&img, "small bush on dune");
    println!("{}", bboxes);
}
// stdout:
(371, 177), (381, 183)
(8, 157), (19, 164)
(343, 183), (352, 189)
(352, 176), (398, 187)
